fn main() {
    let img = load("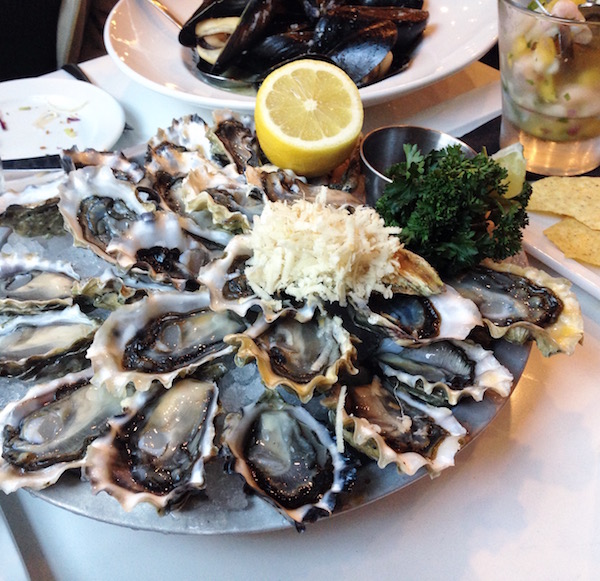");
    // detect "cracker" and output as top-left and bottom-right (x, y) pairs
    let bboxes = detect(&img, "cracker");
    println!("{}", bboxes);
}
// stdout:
(528, 177), (600, 230)
(544, 217), (600, 266)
